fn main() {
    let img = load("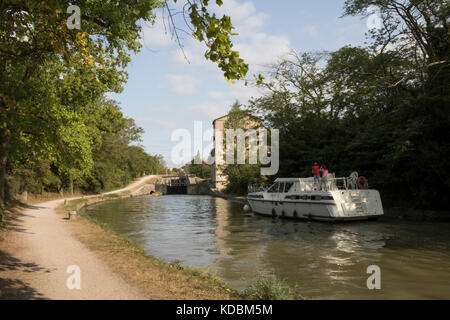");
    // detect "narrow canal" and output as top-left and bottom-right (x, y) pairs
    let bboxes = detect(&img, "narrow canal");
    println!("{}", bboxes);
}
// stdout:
(82, 195), (450, 299)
